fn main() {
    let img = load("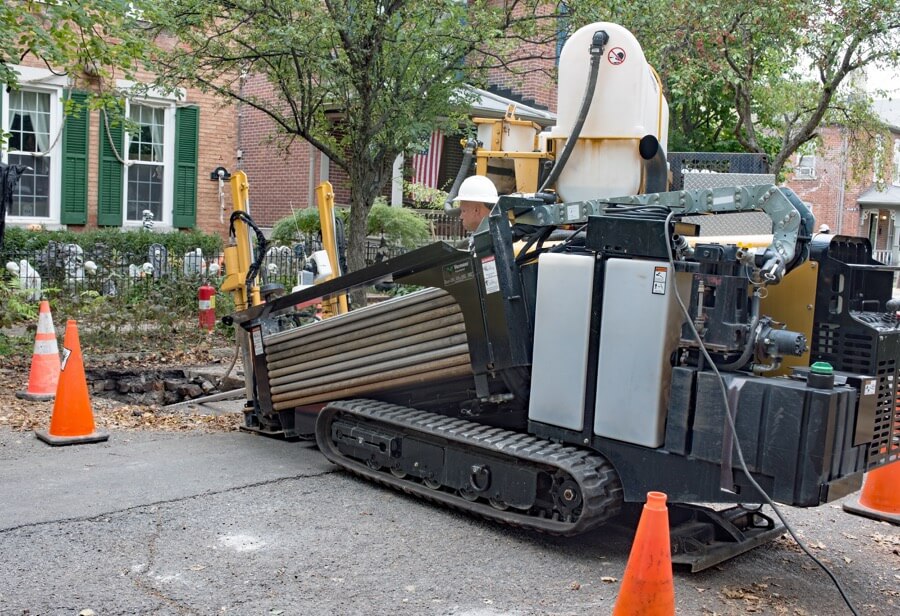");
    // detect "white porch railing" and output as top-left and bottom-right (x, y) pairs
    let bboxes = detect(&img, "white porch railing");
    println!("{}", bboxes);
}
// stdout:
(873, 250), (894, 265)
